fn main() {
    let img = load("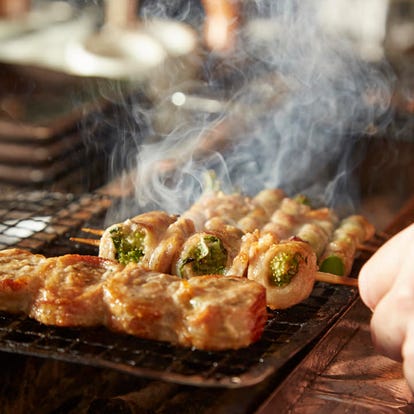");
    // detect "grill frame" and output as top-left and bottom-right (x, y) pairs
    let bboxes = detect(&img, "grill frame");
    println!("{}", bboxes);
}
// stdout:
(0, 190), (363, 388)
